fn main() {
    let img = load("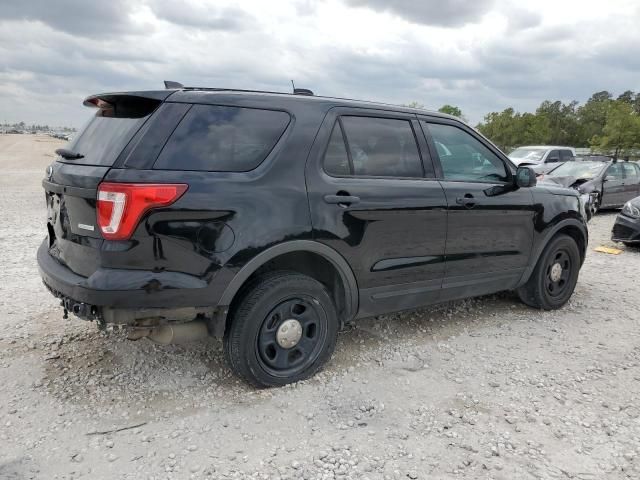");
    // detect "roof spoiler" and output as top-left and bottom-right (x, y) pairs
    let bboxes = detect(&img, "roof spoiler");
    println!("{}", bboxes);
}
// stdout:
(82, 93), (169, 118)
